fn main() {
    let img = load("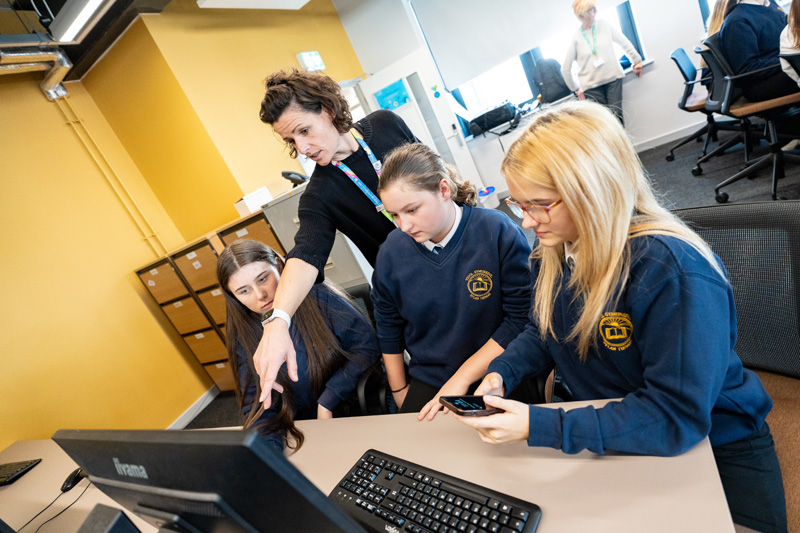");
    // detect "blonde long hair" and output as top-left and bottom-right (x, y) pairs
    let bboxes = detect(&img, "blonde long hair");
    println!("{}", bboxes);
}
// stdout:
(790, 0), (800, 48)
(502, 101), (724, 359)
